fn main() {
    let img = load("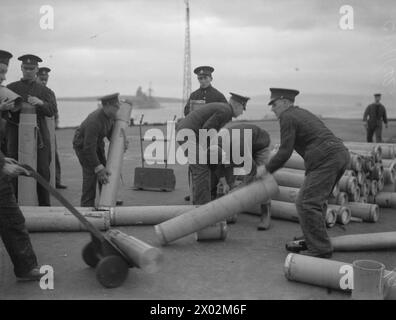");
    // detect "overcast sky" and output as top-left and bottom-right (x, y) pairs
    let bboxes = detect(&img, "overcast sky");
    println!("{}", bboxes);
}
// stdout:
(1, 0), (396, 98)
